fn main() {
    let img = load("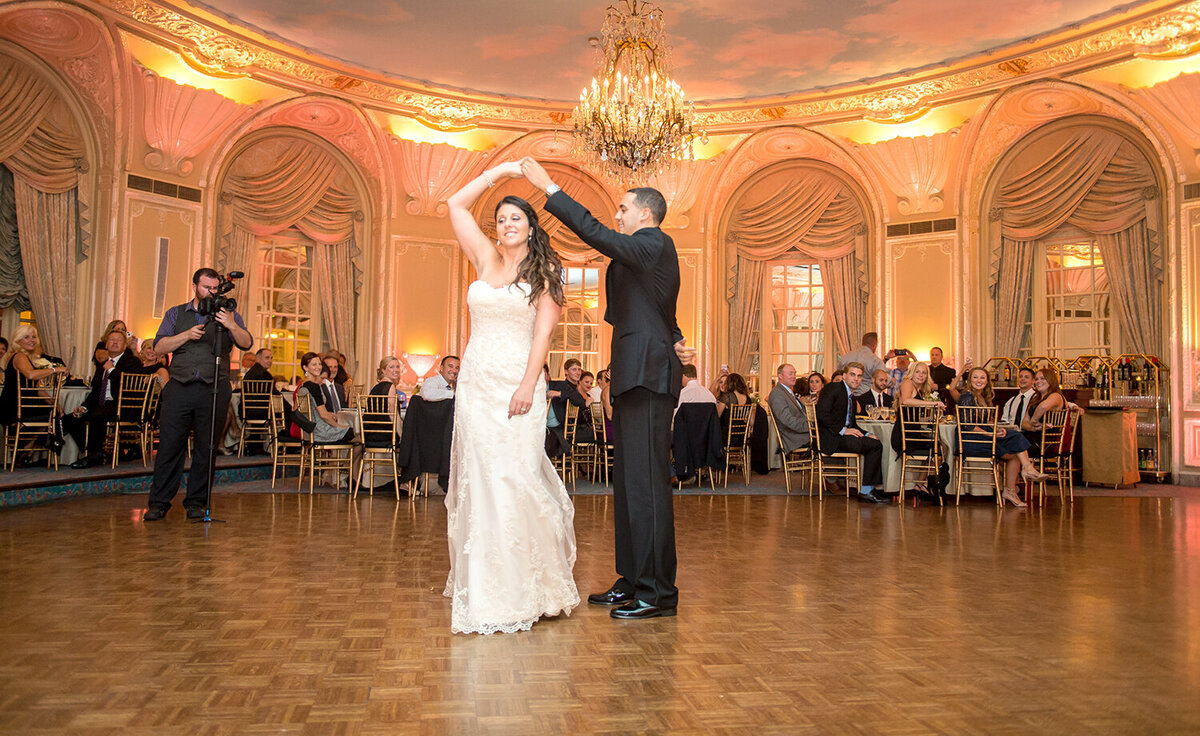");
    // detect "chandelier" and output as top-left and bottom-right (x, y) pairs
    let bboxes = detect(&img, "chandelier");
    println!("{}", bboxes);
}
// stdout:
(573, 0), (702, 180)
